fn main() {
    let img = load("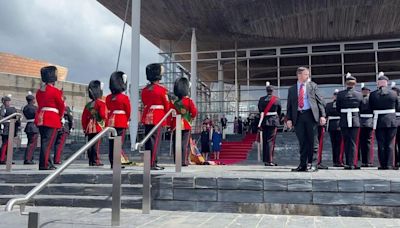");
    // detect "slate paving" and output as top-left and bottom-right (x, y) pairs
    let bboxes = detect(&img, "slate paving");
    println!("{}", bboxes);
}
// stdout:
(1, 206), (400, 228)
